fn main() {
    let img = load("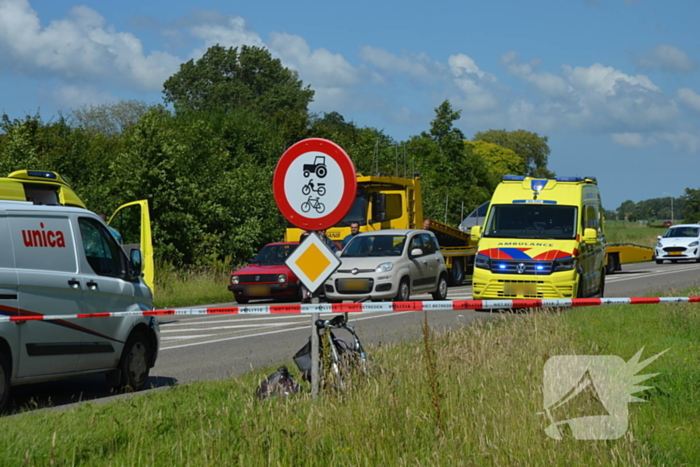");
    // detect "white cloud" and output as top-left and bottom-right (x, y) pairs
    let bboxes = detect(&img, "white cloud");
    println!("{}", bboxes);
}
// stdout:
(610, 131), (699, 153)
(677, 88), (700, 113)
(187, 14), (264, 59)
(501, 52), (571, 99)
(610, 132), (655, 148)
(358, 46), (442, 81)
(268, 33), (359, 88)
(50, 84), (114, 110)
(501, 54), (678, 133)
(656, 132), (700, 153)
(634, 44), (697, 73)
(0, 0), (181, 91)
